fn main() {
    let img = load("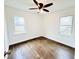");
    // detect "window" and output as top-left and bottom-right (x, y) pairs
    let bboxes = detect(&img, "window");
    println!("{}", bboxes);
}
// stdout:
(14, 16), (26, 34)
(59, 16), (73, 35)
